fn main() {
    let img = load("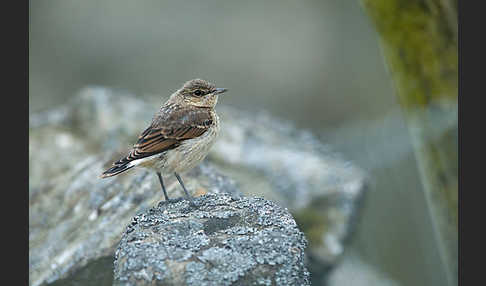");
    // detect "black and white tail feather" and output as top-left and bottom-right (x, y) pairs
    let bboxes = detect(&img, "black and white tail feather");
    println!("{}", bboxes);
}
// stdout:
(99, 149), (160, 178)
(100, 161), (134, 178)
